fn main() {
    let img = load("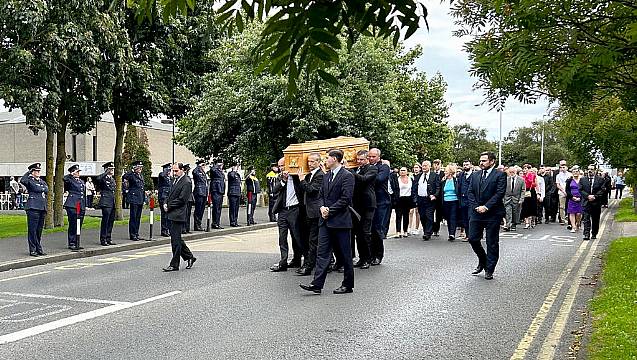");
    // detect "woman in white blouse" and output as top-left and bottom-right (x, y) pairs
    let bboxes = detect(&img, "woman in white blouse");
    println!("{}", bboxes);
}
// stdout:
(395, 167), (414, 238)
